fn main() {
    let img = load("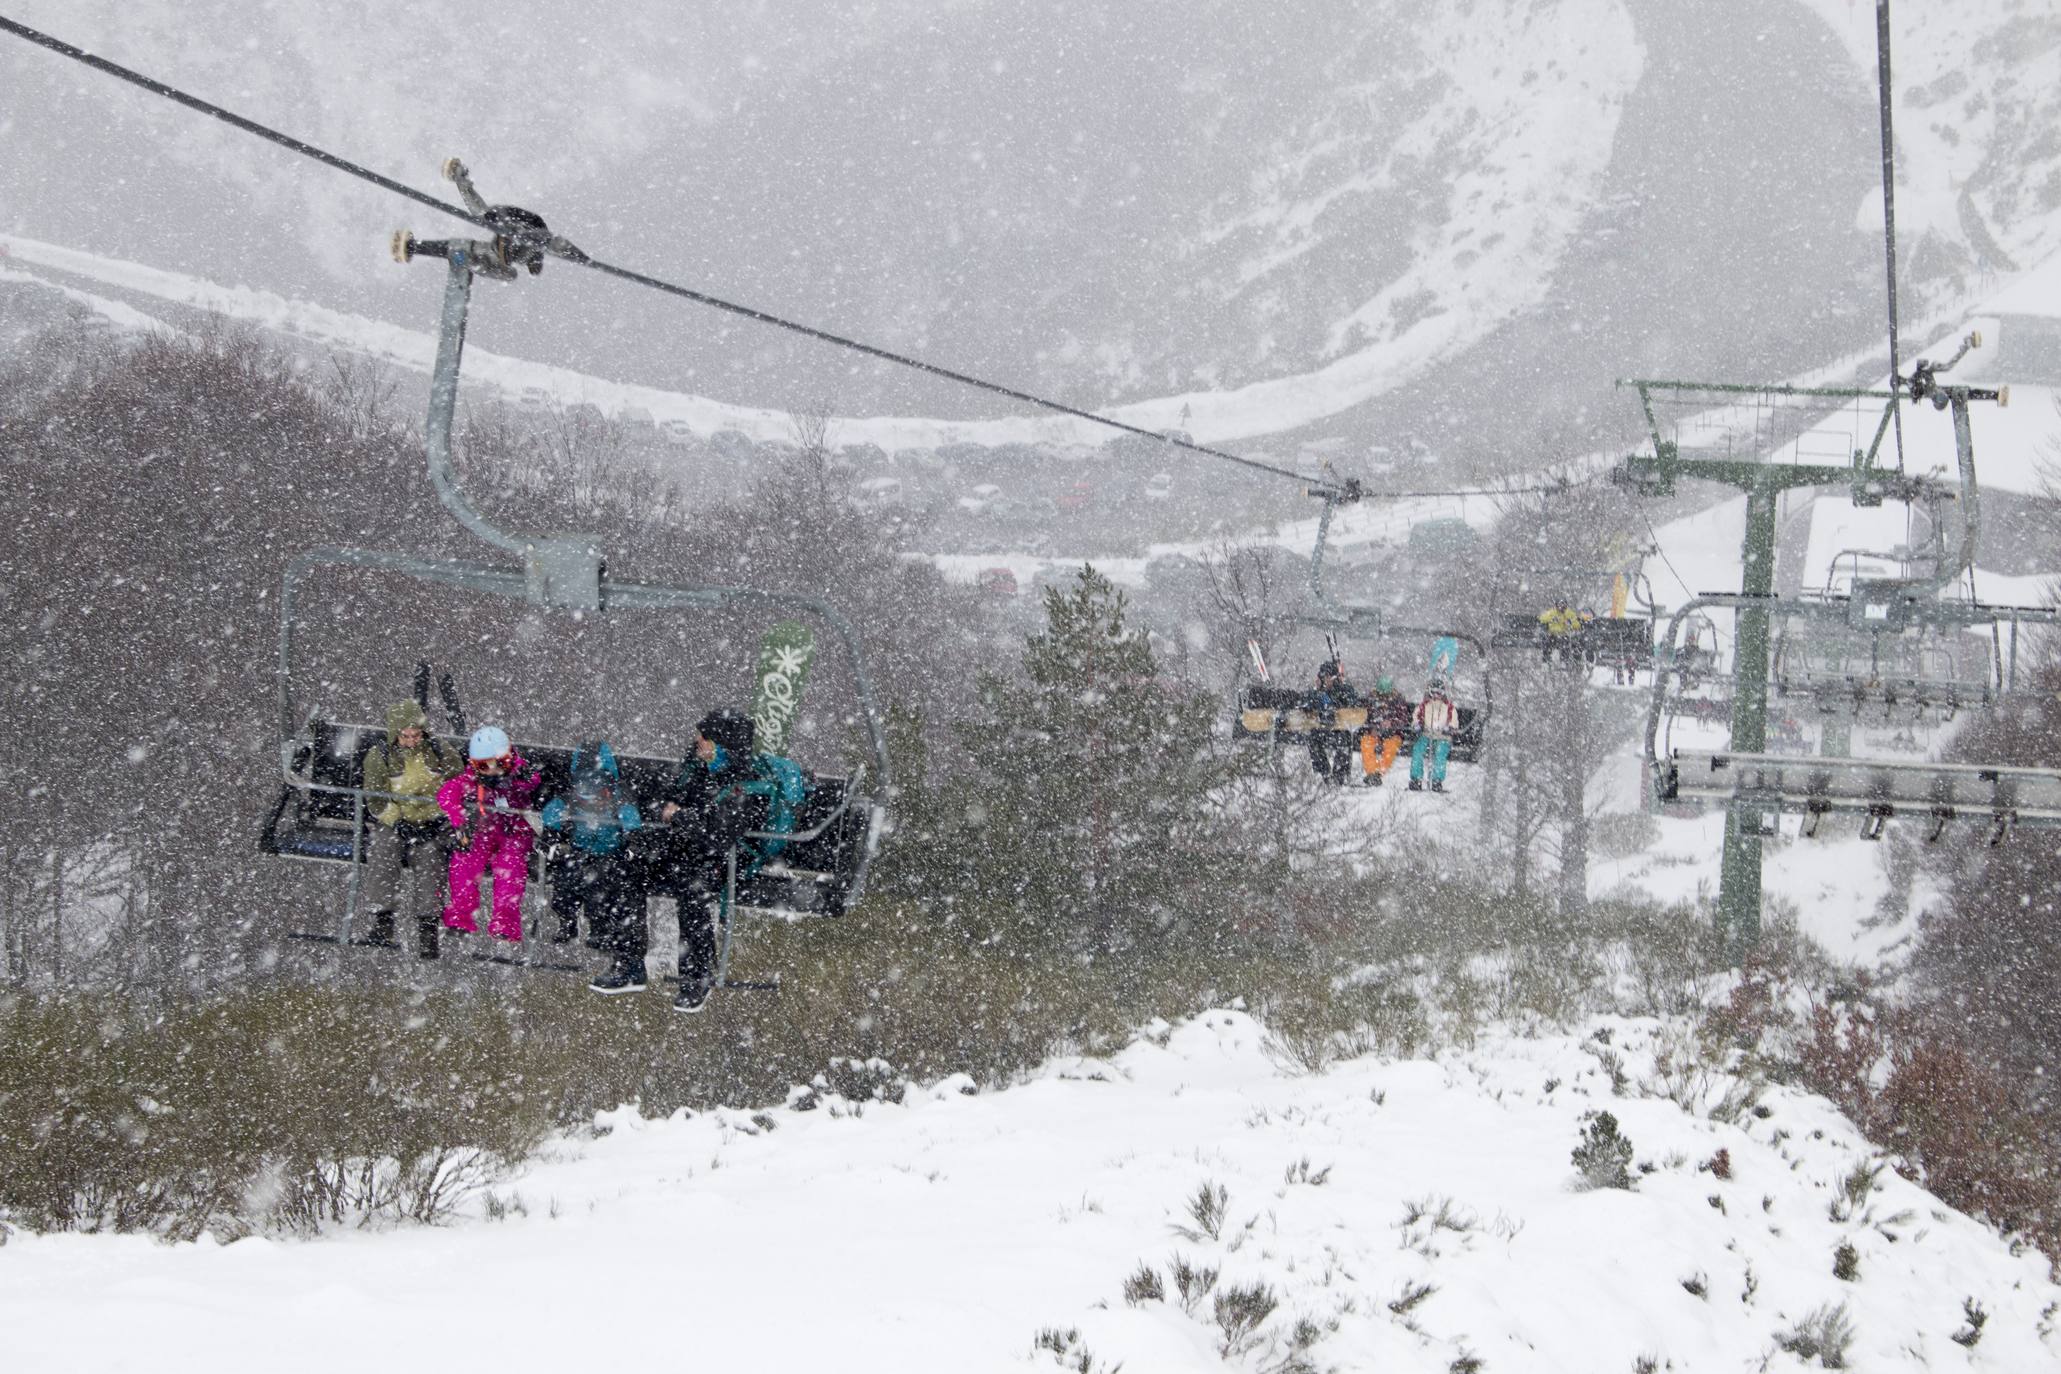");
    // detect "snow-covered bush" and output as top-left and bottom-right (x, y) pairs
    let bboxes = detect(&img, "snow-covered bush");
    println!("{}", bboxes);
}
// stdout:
(1572, 1110), (1635, 1190)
